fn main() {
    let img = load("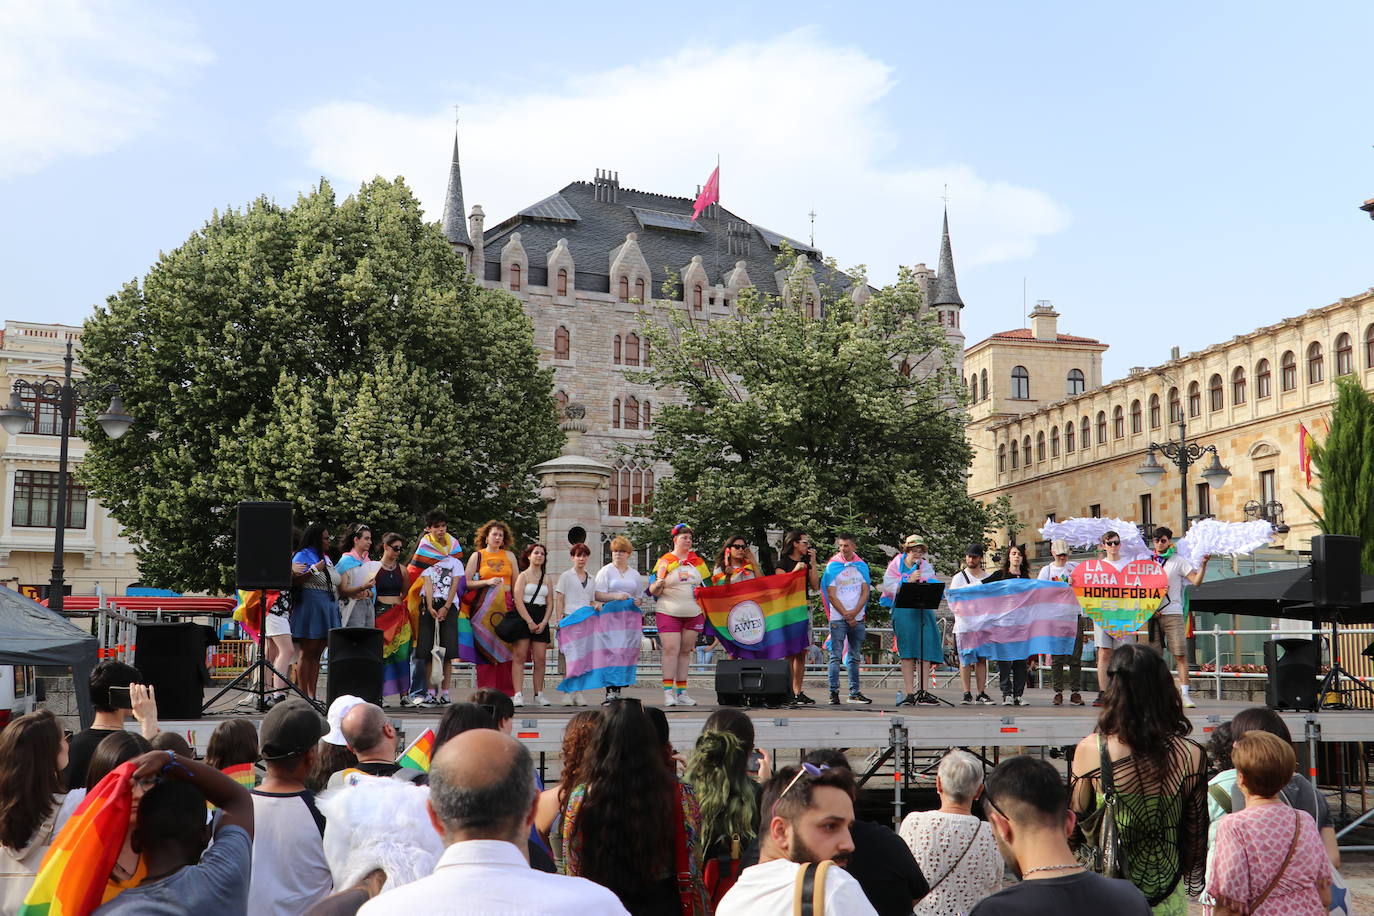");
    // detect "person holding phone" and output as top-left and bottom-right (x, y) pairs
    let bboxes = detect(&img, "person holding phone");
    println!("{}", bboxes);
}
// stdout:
(63, 661), (160, 790)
